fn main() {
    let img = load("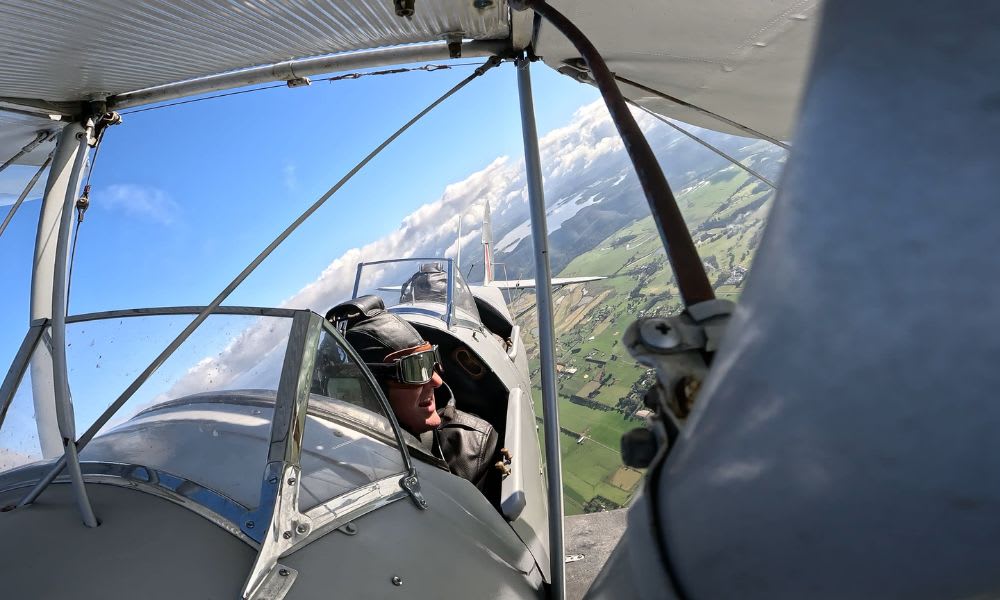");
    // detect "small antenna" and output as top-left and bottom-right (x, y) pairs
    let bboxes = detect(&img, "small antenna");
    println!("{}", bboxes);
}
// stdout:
(457, 213), (463, 271)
